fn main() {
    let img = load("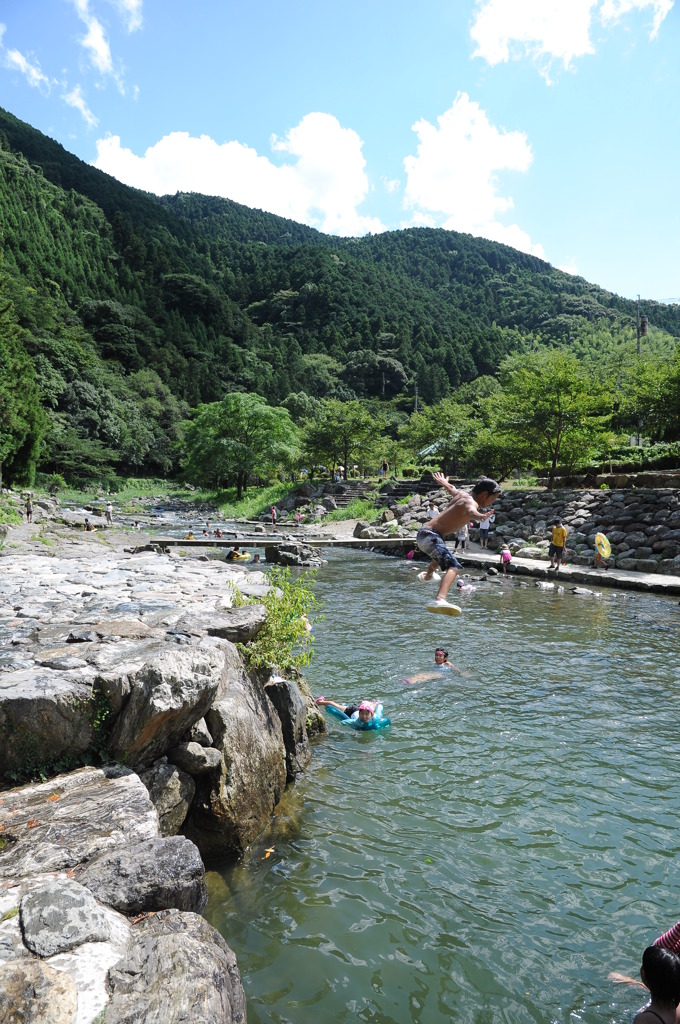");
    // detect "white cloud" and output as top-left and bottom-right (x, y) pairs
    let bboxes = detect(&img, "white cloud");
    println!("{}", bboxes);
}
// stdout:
(0, 26), (52, 92)
(105, 0), (143, 32)
(383, 177), (401, 194)
(600, 0), (673, 38)
(557, 262), (580, 275)
(3, 47), (52, 92)
(78, 11), (114, 74)
(471, 220), (546, 259)
(63, 84), (98, 127)
(471, 0), (597, 75)
(471, 0), (673, 77)
(92, 113), (386, 236)
(70, 0), (126, 93)
(402, 93), (543, 257)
